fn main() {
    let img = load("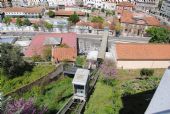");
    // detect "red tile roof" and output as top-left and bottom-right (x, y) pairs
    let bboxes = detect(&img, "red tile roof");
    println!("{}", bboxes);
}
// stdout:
(1, 7), (44, 13)
(116, 43), (170, 60)
(55, 10), (85, 16)
(52, 47), (77, 61)
(117, 2), (135, 7)
(120, 10), (160, 26)
(76, 21), (103, 29)
(24, 33), (77, 57)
